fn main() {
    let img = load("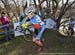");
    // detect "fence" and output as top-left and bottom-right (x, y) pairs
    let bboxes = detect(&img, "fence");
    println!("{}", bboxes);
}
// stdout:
(0, 24), (14, 35)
